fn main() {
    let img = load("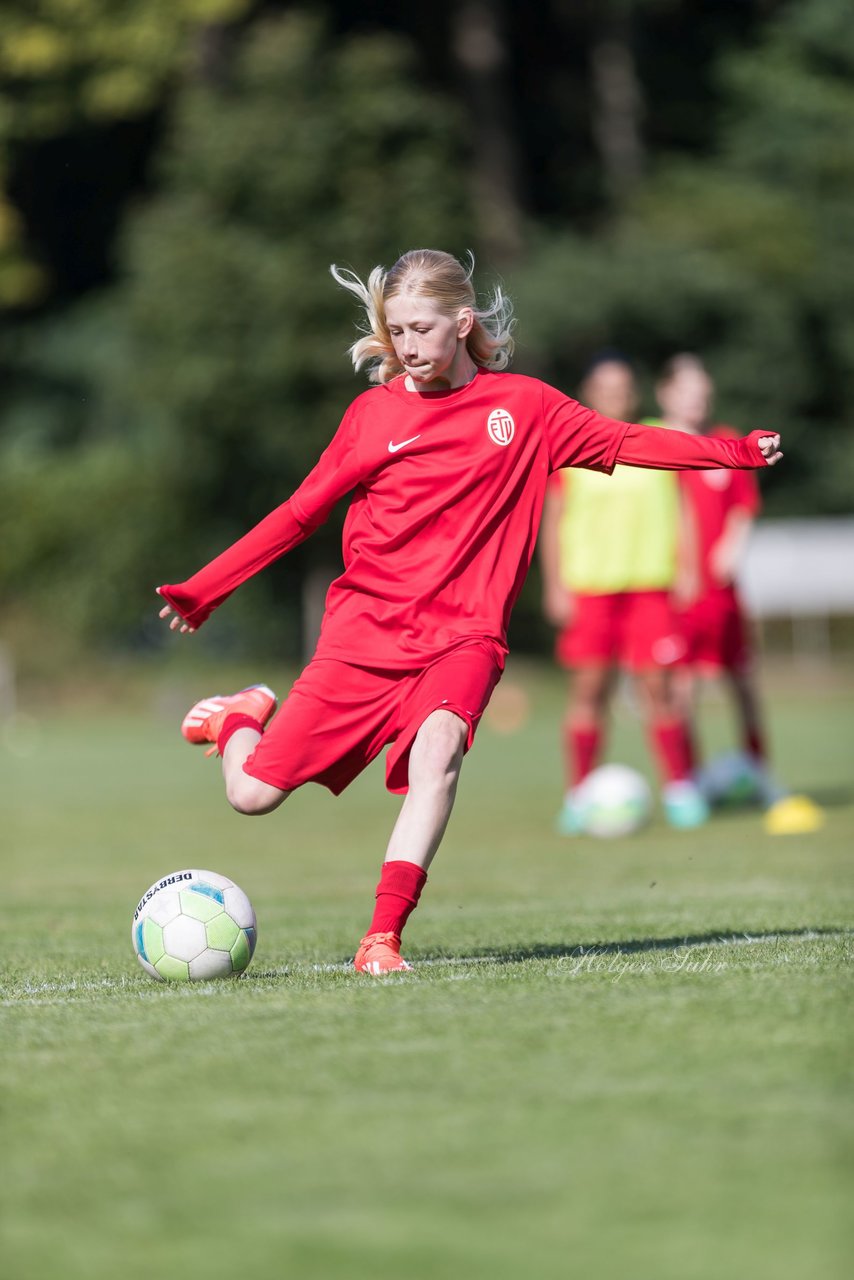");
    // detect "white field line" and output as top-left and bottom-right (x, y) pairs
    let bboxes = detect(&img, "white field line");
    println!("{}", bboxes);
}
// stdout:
(2, 929), (849, 1001)
(315, 928), (851, 973)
